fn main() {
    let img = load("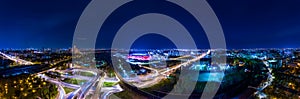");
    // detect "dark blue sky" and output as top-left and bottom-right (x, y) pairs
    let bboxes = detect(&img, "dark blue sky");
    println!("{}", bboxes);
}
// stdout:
(0, 0), (300, 49)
